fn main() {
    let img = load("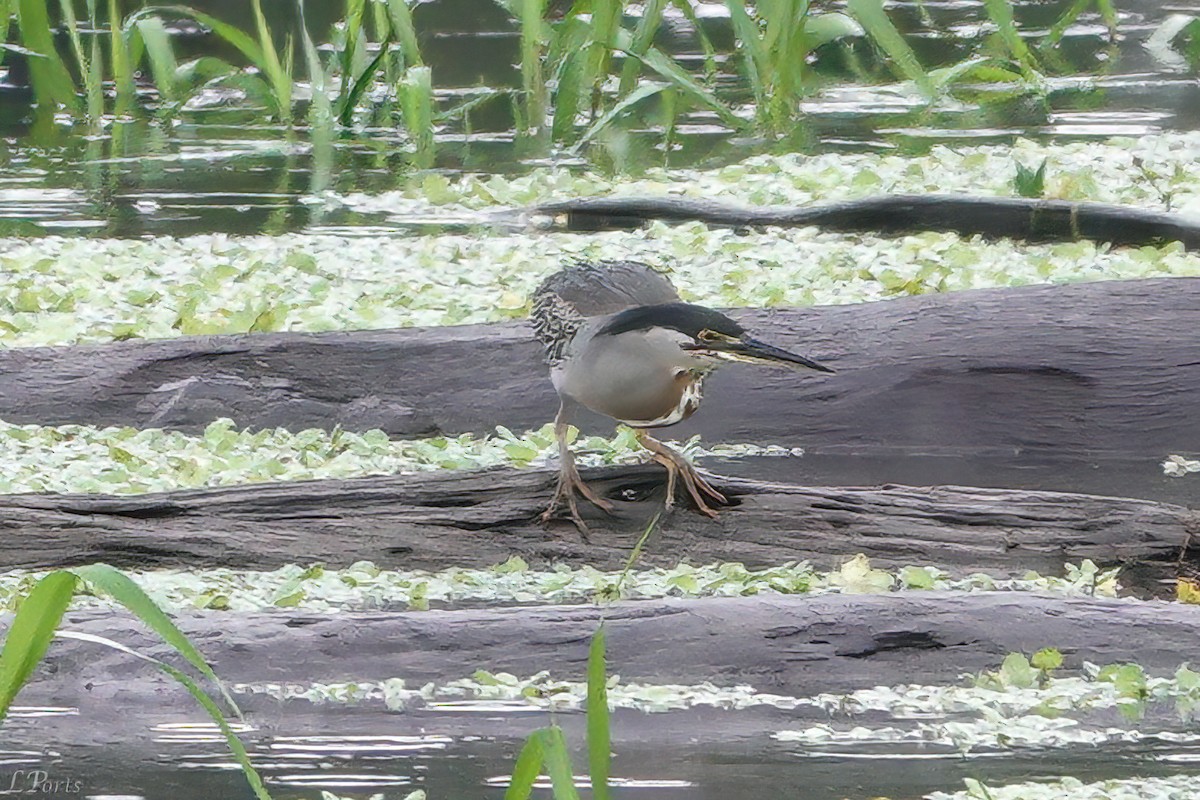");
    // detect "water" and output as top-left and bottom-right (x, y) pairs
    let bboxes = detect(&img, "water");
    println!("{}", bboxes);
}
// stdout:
(0, 0), (1198, 236)
(5, 703), (1200, 799)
